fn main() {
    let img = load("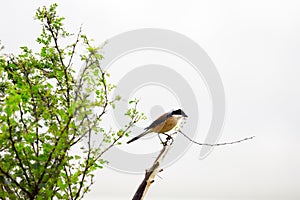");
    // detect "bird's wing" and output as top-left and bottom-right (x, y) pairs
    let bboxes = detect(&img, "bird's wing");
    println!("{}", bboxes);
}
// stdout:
(144, 112), (172, 130)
